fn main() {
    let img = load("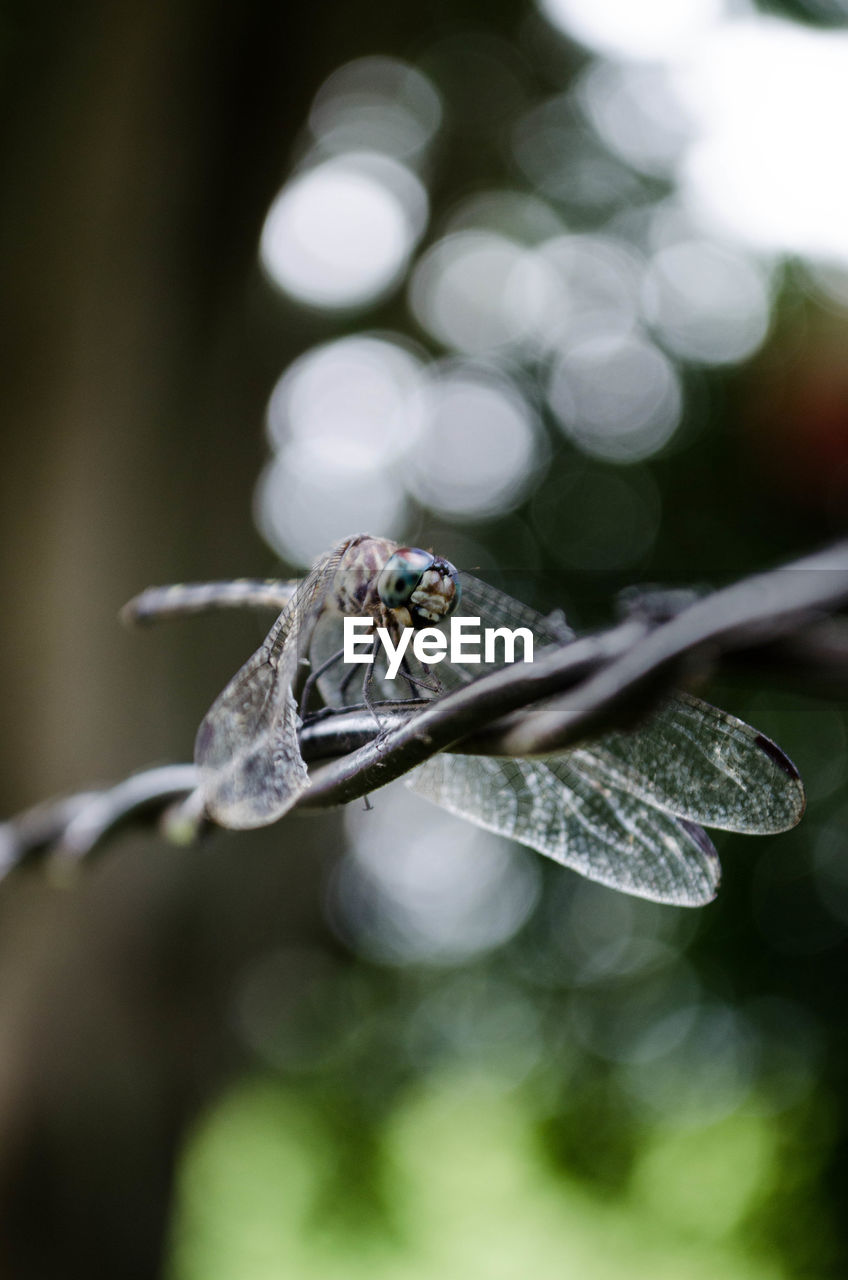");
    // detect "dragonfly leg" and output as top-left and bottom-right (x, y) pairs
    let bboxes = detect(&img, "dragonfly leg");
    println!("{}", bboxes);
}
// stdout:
(300, 647), (346, 717)
(338, 658), (363, 702)
(398, 653), (442, 698)
(362, 636), (390, 735)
